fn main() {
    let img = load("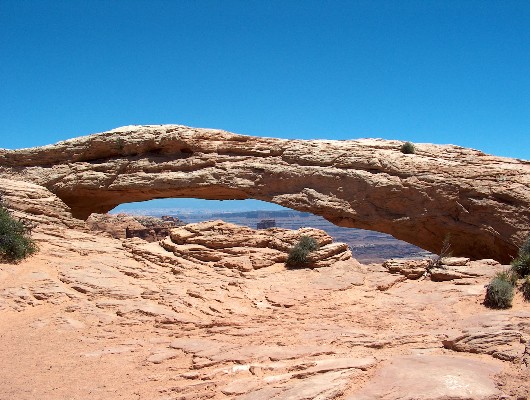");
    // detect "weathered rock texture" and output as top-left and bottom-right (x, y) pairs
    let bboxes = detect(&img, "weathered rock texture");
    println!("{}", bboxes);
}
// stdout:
(87, 213), (183, 240)
(0, 178), (84, 230)
(347, 355), (504, 400)
(1, 124), (529, 262)
(1, 178), (529, 399)
(160, 220), (353, 271)
(382, 257), (504, 282)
